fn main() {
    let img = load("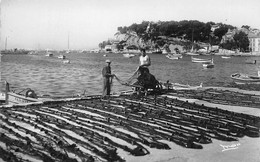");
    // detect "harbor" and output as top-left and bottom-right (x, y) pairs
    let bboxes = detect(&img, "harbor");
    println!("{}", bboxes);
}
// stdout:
(0, 83), (260, 162)
(1, 0), (260, 161)
(1, 52), (260, 161)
